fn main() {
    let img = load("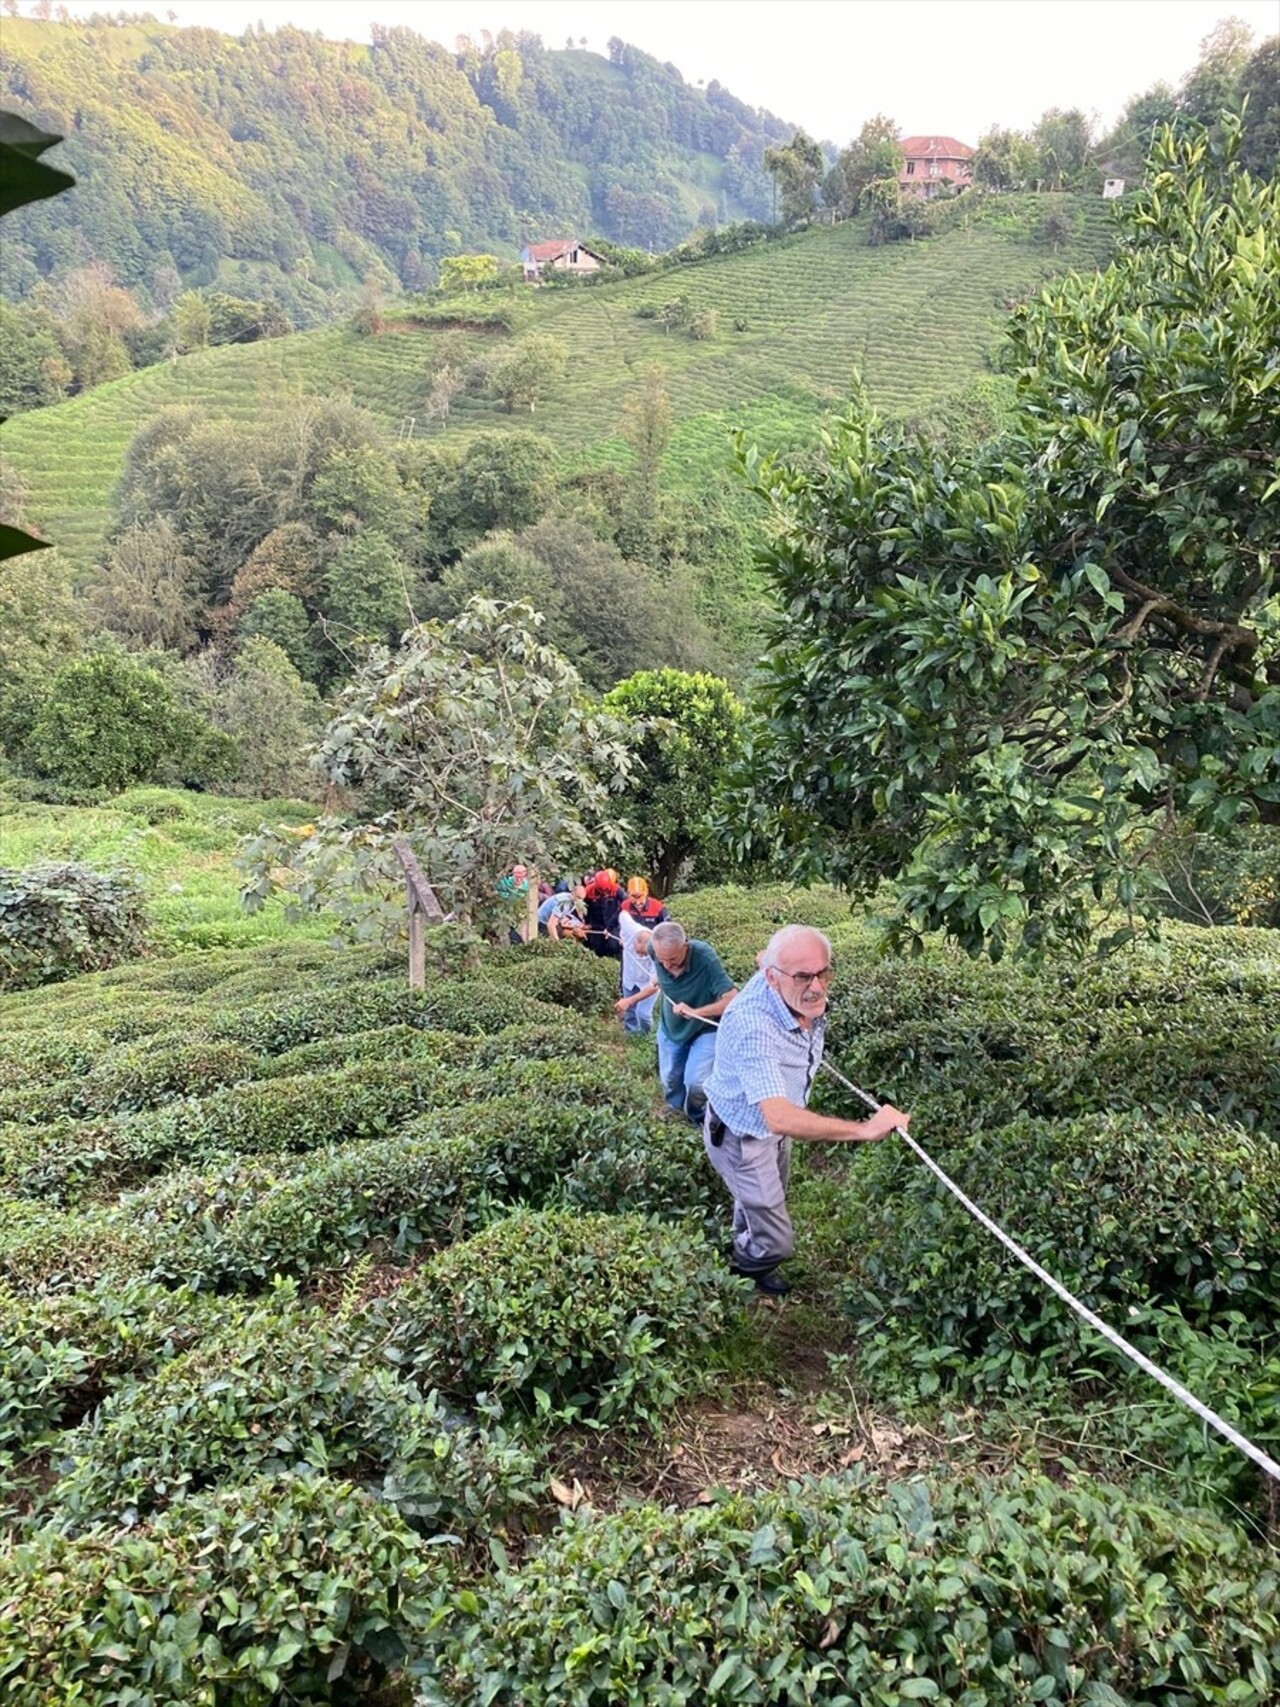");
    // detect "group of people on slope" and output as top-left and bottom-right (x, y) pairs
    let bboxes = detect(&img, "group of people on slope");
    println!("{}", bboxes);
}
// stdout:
(620, 914), (912, 1298)
(506, 864), (915, 1299)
